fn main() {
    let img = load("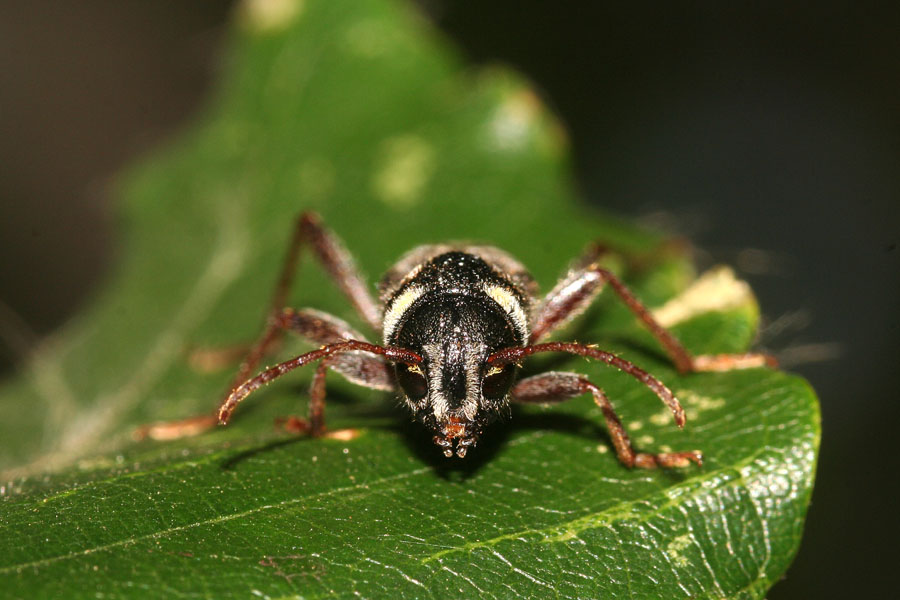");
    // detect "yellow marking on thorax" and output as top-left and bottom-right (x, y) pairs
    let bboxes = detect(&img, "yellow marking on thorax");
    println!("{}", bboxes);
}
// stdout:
(484, 284), (529, 340)
(382, 285), (425, 343)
